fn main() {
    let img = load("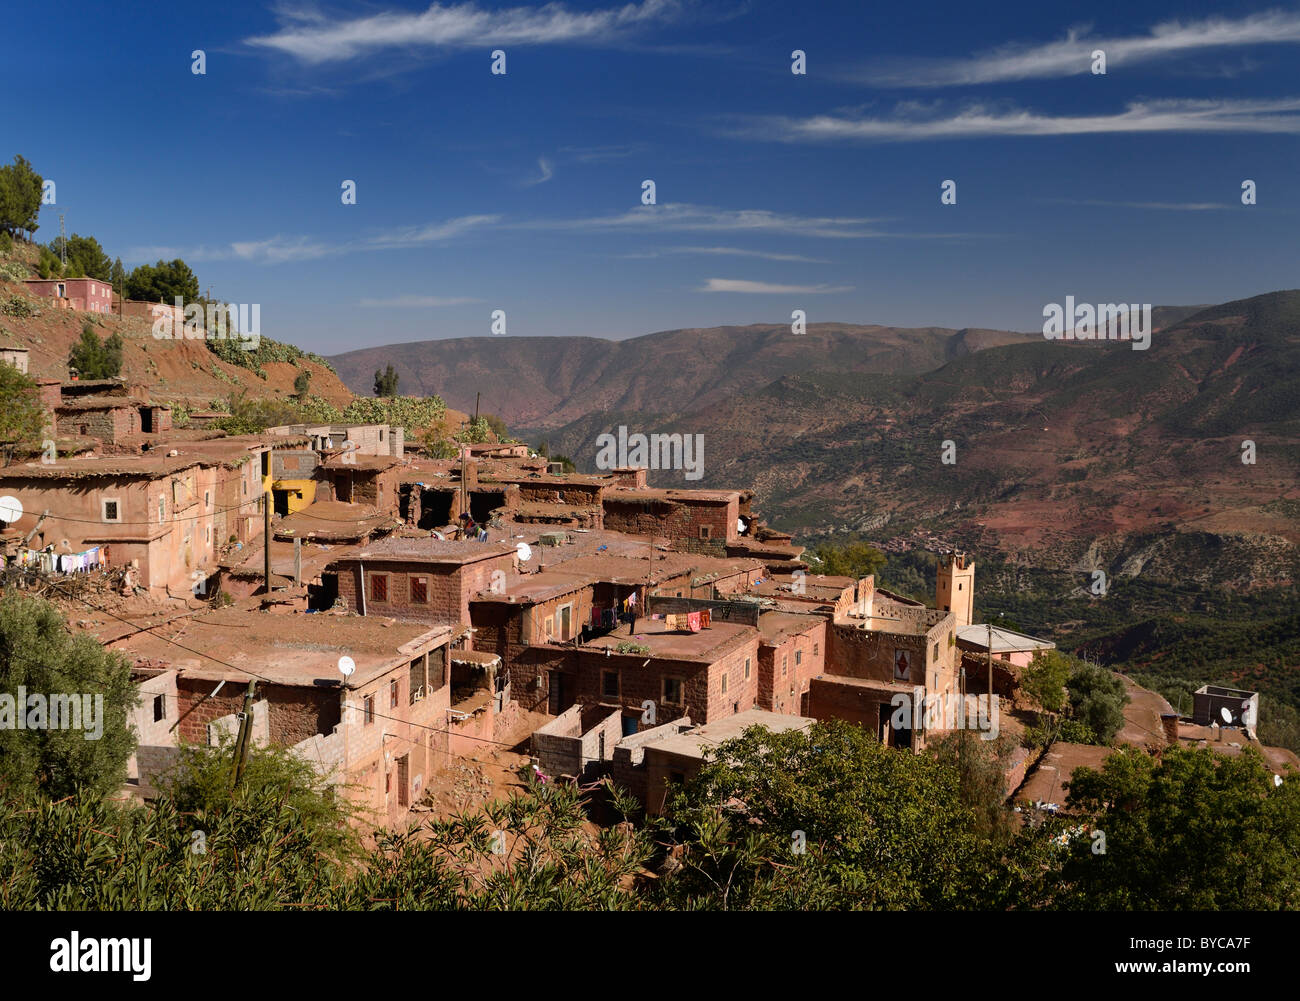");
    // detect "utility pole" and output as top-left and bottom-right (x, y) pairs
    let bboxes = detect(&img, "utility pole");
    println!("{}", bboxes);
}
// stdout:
(58, 214), (66, 267)
(959, 665), (967, 793)
(294, 536), (302, 587)
(229, 679), (257, 789)
(263, 490), (272, 595)
(459, 444), (466, 530)
(473, 391), (480, 423)
(987, 621), (994, 726)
